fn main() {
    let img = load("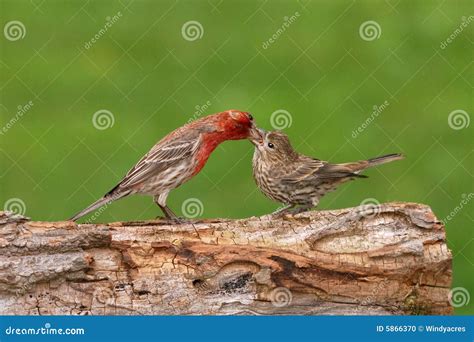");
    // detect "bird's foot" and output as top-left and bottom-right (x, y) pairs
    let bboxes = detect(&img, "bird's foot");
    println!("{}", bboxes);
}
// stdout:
(155, 215), (193, 225)
(169, 216), (194, 225)
(272, 205), (313, 218)
(288, 206), (314, 215)
(270, 204), (296, 217)
(155, 204), (193, 224)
